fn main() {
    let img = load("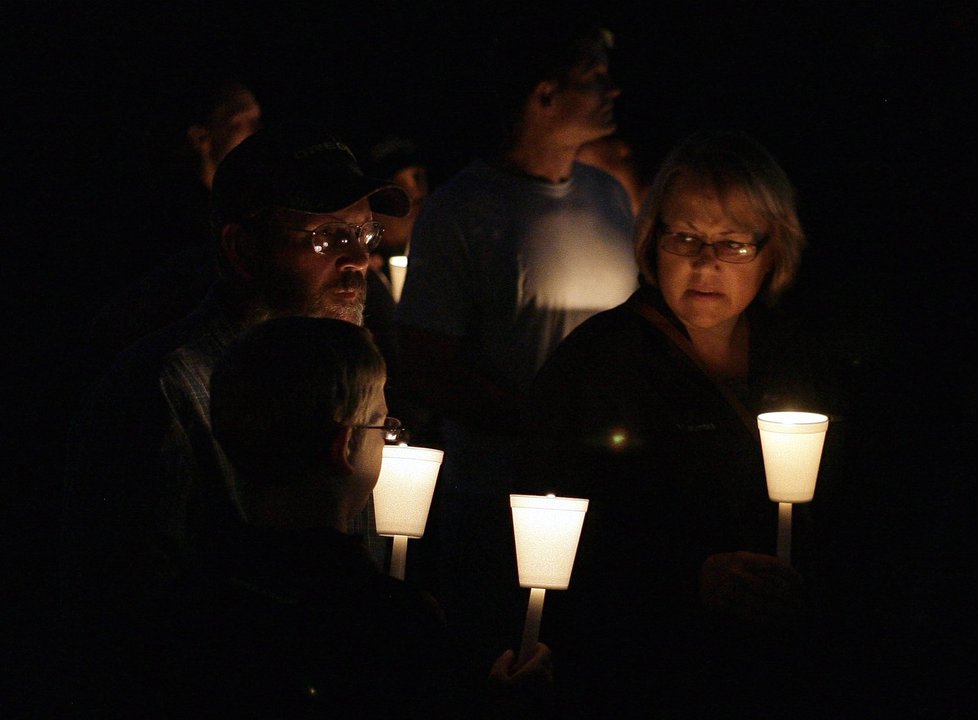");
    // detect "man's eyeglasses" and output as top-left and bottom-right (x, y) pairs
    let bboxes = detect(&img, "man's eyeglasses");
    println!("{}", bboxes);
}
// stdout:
(658, 231), (768, 264)
(356, 416), (404, 443)
(284, 221), (385, 255)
